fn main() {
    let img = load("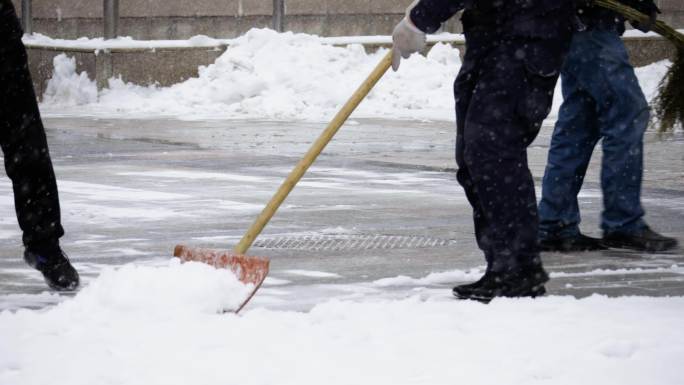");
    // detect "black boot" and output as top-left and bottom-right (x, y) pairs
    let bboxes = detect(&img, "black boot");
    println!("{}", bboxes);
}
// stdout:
(24, 247), (80, 291)
(539, 232), (607, 252)
(453, 266), (548, 303)
(452, 270), (492, 299)
(602, 226), (679, 253)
